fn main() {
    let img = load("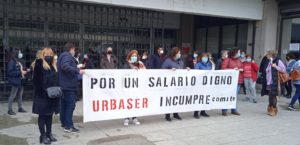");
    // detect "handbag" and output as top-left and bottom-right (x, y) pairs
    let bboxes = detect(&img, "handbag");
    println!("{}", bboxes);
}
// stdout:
(290, 69), (300, 80)
(46, 87), (62, 99)
(278, 72), (290, 84)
